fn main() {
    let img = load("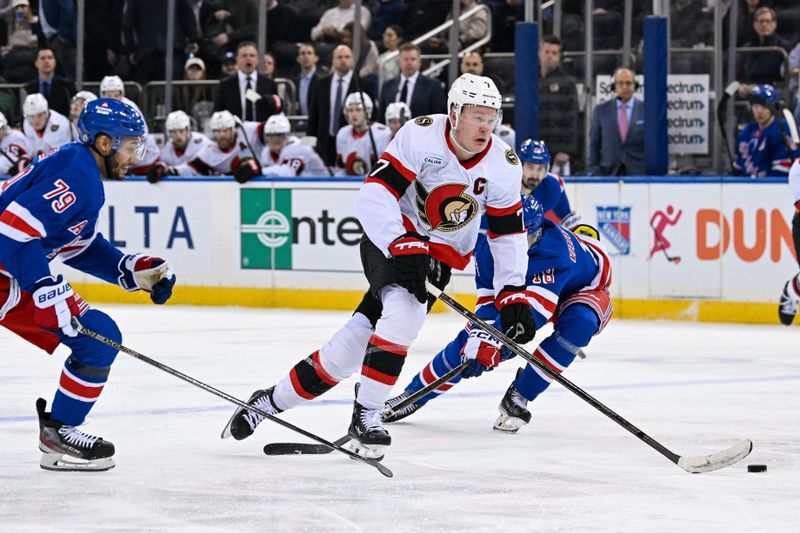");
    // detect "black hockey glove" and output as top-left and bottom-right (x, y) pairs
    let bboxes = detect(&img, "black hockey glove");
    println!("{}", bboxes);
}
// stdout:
(388, 232), (430, 304)
(496, 285), (536, 344)
(233, 158), (261, 184)
(147, 162), (168, 184)
(425, 256), (451, 312)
